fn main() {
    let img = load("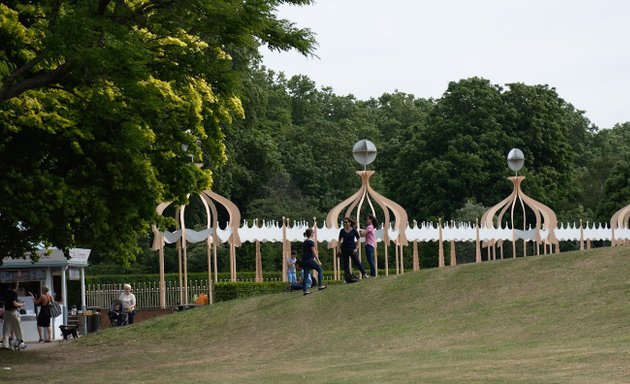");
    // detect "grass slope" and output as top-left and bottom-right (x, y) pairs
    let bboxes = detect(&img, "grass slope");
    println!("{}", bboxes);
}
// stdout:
(1, 247), (629, 384)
